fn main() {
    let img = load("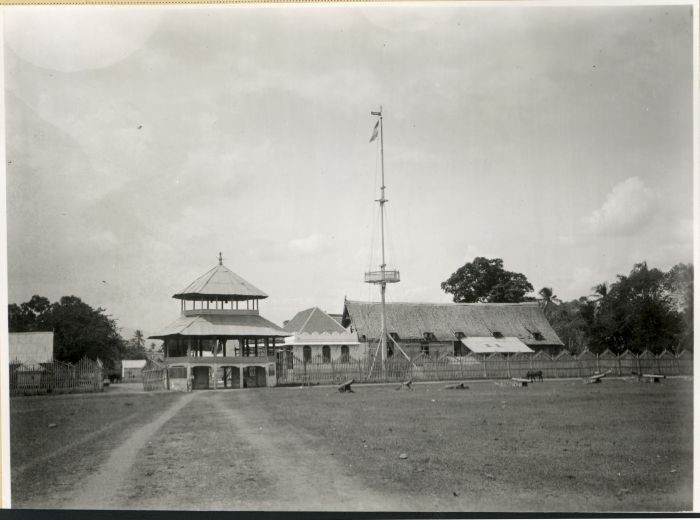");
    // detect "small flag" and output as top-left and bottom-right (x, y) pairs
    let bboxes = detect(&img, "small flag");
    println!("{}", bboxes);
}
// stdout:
(369, 120), (379, 143)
